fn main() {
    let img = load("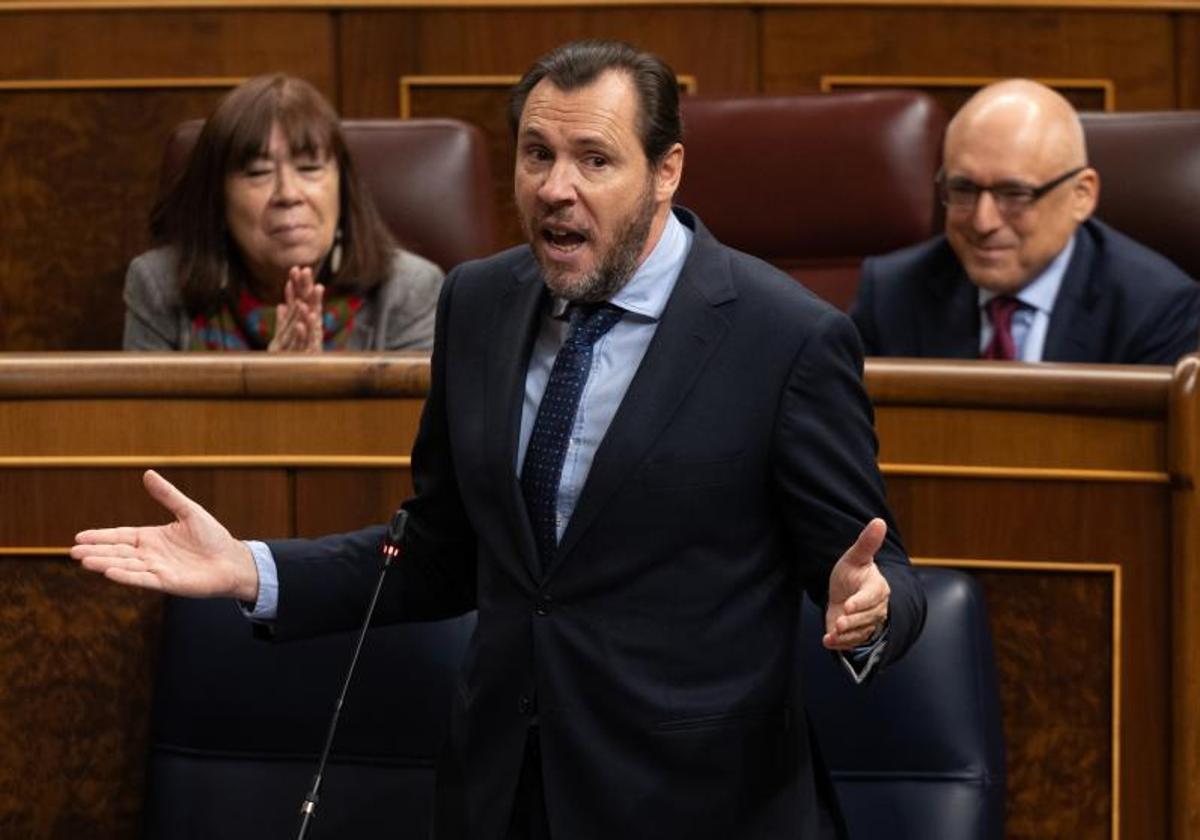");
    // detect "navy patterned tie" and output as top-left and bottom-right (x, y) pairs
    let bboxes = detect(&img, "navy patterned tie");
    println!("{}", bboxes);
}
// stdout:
(521, 303), (623, 567)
